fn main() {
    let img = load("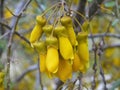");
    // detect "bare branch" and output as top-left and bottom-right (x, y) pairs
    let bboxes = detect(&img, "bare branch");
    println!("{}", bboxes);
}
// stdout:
(0, 31), (10, 39)
(14, 64), (38, 83)
(0, 21), (11, 30)
(103, 44), (120, 50)
(88, 33), (120, 39)
(0, 21), (30, 45)
(14, 32), (30, 45)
